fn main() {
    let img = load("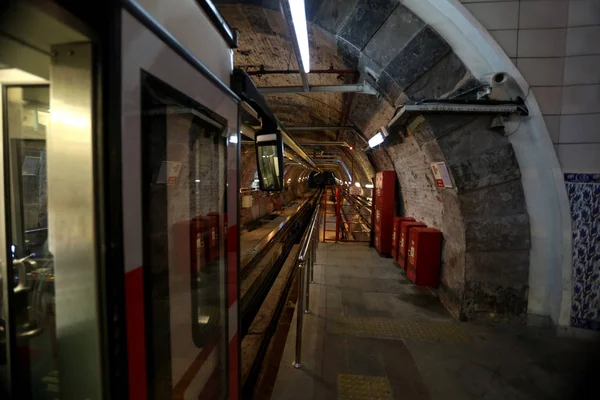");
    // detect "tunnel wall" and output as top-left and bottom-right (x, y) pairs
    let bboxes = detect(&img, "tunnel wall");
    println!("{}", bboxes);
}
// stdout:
(456, 0), (600, 332)
(379, 113), (530, 321)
